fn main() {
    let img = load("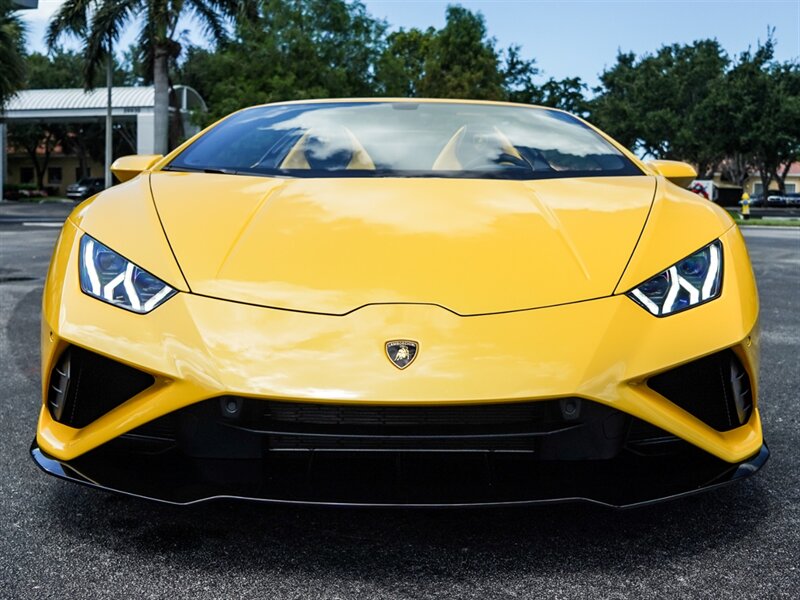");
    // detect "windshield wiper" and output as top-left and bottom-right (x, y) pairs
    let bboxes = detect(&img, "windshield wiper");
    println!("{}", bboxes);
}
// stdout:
(162, 166), (238, 175)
